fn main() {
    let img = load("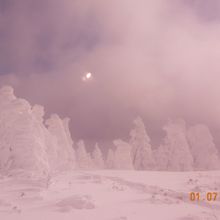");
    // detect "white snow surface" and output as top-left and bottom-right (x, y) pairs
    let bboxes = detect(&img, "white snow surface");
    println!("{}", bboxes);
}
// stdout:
(0, 170), (219, 220)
